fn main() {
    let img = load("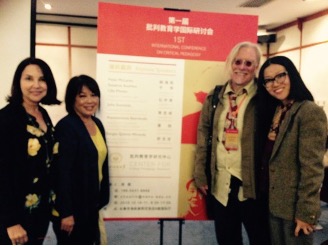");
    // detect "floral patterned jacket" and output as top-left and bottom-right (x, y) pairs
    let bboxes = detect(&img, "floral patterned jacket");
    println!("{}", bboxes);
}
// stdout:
(0, 103), (58, 228)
